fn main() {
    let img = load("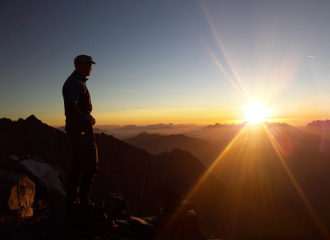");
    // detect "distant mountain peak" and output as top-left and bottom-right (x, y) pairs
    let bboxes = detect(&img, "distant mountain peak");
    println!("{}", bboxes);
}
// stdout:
(204, 123), (223, 129)
(25, 115), (41, 123)
(307, 119), (330, 128)
(267, 122), (290, 127)
(122, 124), (137, 129)
(133, 132), (161, 139)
